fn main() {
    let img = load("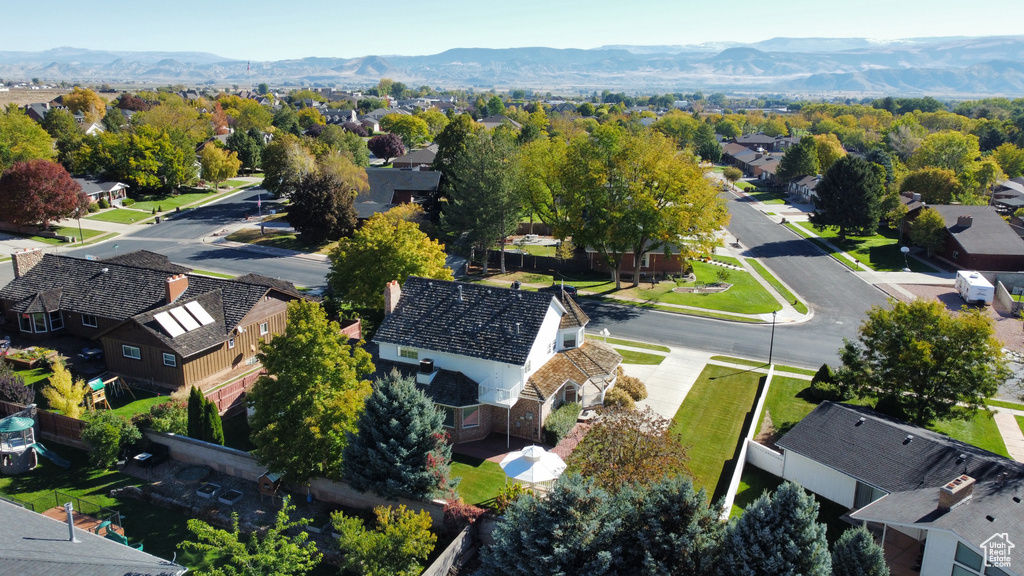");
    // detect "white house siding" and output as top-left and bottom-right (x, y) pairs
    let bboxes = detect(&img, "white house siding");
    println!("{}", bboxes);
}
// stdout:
(781, 450), (858, 508)
(379, 343), (523, 393)
(522, 303), (563, 380)
(920, 530), (961, 576)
